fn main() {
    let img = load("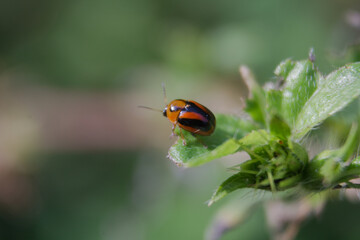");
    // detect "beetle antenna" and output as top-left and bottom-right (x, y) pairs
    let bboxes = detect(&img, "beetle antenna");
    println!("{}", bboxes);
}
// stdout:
(162, 82), (168, 105)
(138, 105), (163, 113)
